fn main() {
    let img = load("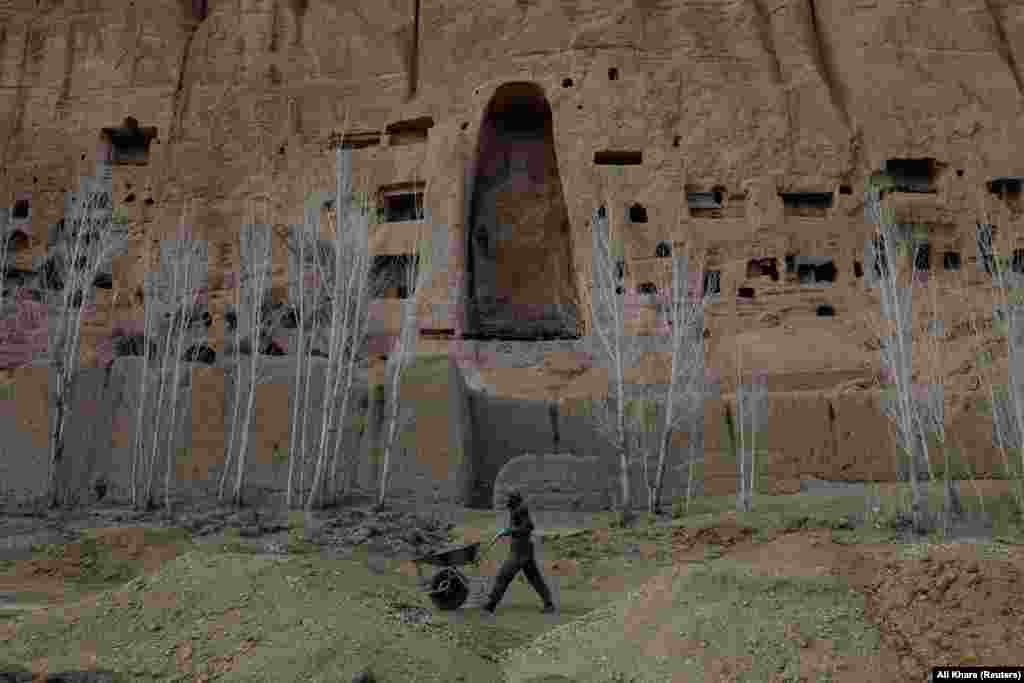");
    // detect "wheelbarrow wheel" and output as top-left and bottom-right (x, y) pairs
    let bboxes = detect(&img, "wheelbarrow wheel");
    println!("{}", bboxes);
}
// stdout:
(428, 567), (469, 611)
